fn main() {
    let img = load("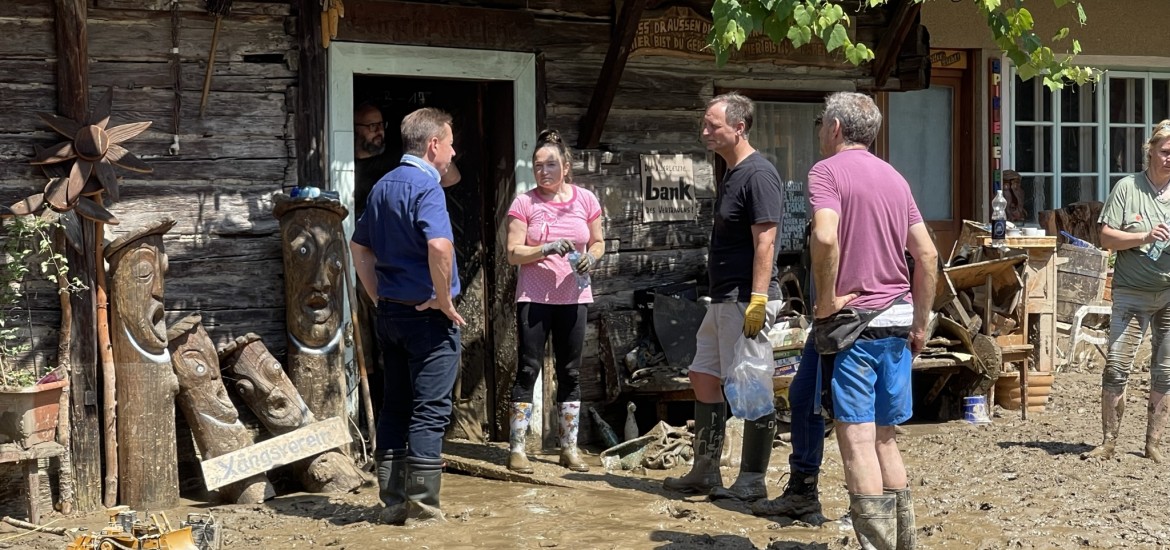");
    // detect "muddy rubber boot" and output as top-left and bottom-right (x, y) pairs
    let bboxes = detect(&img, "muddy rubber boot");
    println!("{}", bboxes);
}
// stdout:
(1084, 388), (1125, 460)
(404, 456), (445, 524)
(663, 401), (726, 494)
(849, 493), (897, 550)
(558, 402), (590, 472)
(508, 402), (535, 474)
(1146, 391), (1168, 464)
(710, 412), (775, 501)
(750, 471), (821, 518)
(885, 487), (916, 550)
(376, 449), (408, 525)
